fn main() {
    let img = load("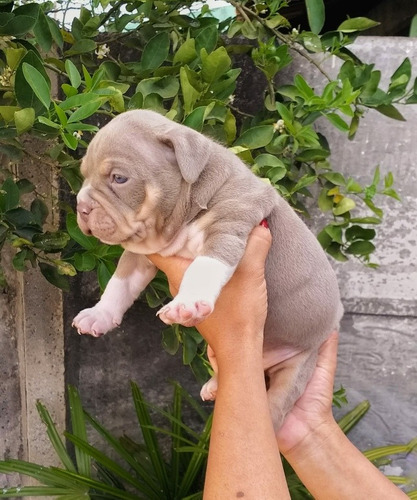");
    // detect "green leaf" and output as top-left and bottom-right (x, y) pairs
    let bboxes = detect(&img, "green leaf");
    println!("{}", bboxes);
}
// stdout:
(46, 16), (64, 49)
(338, 17), (380, 33)
(173, 38), (197, 65)
(318, 187), (333, 212)
(67, 99), (104, 123)
(374, 104), (406, 121)
(0, 4), (39, 37)
(66, 212), (99, 250)
(182, 333), (198, 365)
(292, 174), (317, 193)
(15, 51), (51, 113)
(65, 38), (97, 56)
(234, 125), (274, 149)
(84, 410), (162, 497)
(183, 103), (215, 132)
(346, 240), (376, 256)
(337, 400), (370, 434)
(38, 116), (61, 129)
(61, 84), (78, 97)
(162, 326), (179, 355)
(22, 63), (51, 110)
(255, 153), (286, 168)
(33, 231), (70, 252)
(97, 260), (114, 291)
(136, 76), (179, 99)
(16, 179), (35, 195)
(141, 32), (170, 71)
(388, 58), (411, 94)
(325, 224), (343, 244)
(14, 107), (35, 135)
(201, 46), (231, 84)
(321, 172), (346, 186)
(345, 225), (376, 242)
(324, 112), (349, 132)
(36, 401), (77, 472)
(294, 74), (315, 98)
(33, 9), (52, 52)
(0, 106), (21, 123)
(39, 263), (70, 291)
(195, 23), (218, 54)
(5, 47), (26, 70)
(61, 131), (78, 150)
(130, 382), (171, 496)
(410, 14), (417, 37)
(31, 198), (49, 225)
(305, 0), (325, 34)
(333, 197), (356, 215)
(325, 242), (348, 262)
(1, 177), (20, 212)
(65, 59), (82, 89)
(67, 385), (91, 477)
(73, 252), (96, 271)
(180, 66), (202, 115)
